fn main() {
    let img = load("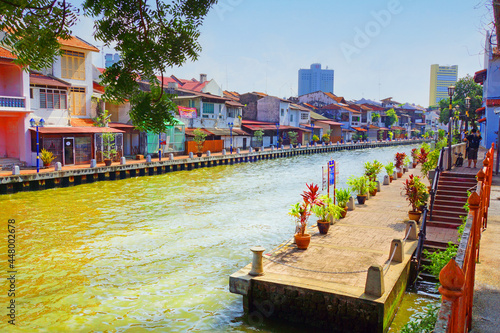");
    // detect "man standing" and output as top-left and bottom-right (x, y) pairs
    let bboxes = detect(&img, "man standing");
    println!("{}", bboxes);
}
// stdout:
(465, 129), (482, 168)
